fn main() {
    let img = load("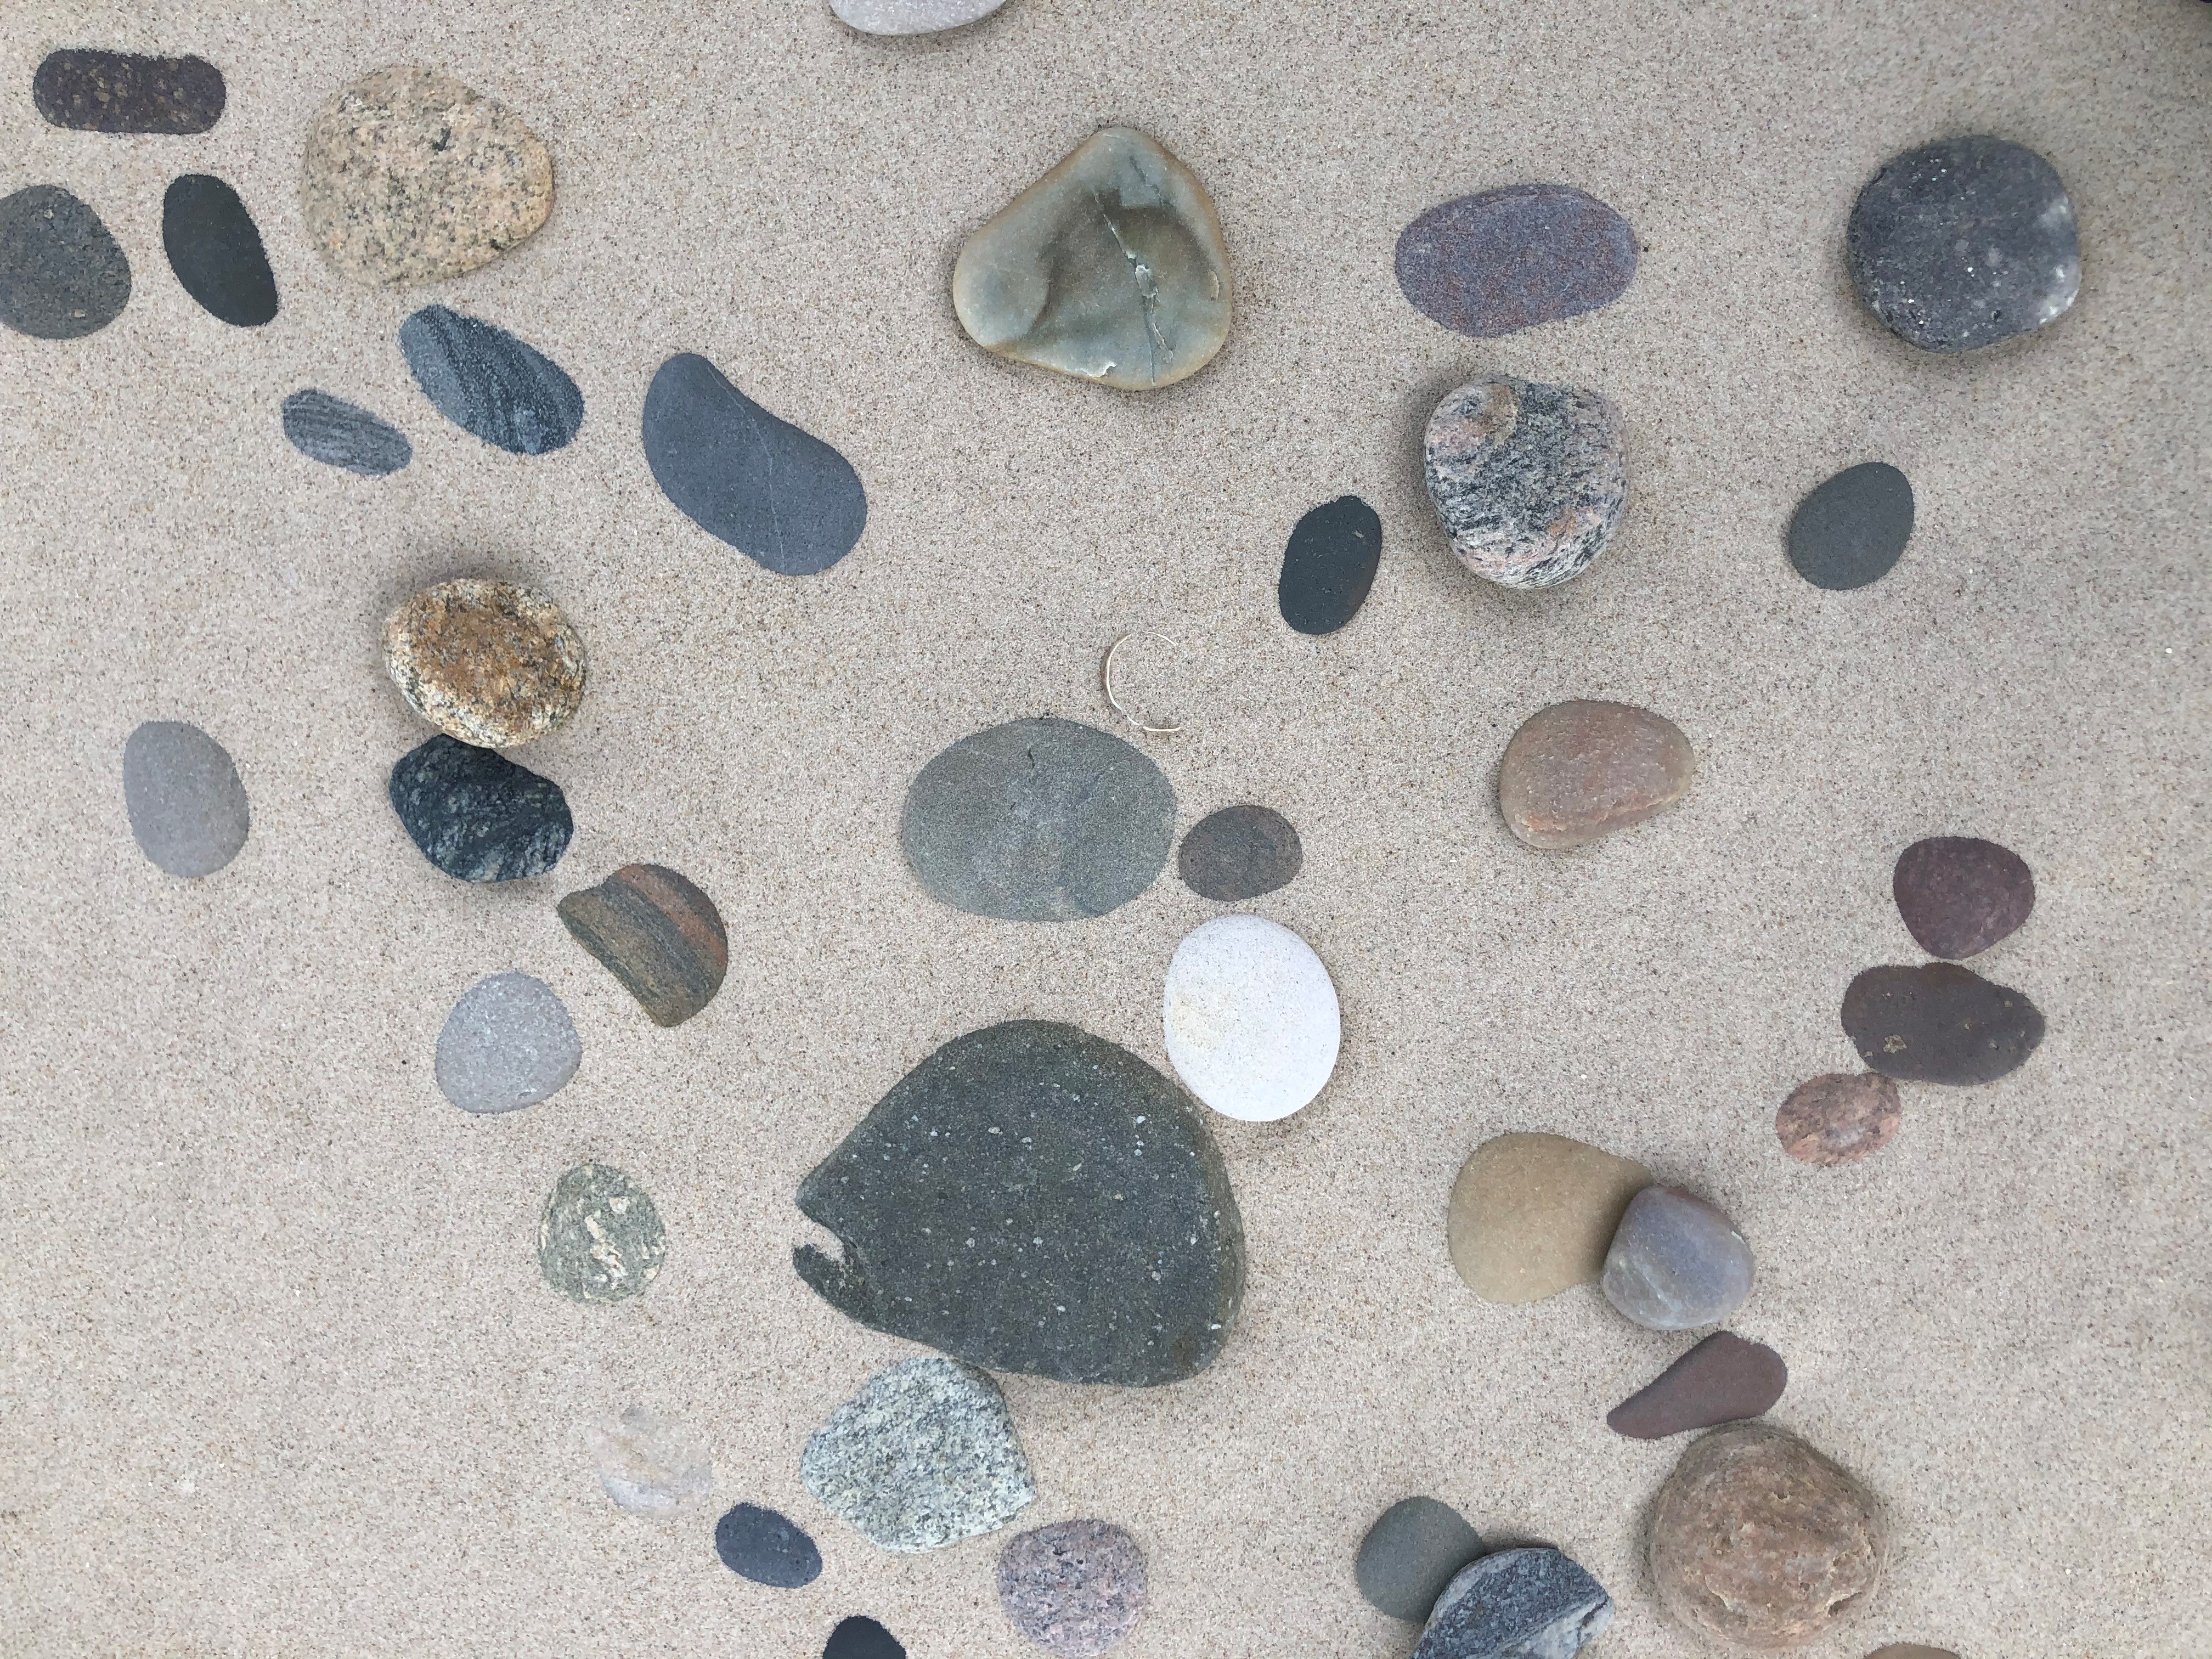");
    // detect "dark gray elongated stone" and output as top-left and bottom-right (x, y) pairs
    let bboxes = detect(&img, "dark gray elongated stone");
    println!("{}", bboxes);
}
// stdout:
(399, 304), (583, 455)
(122, 720), (250, 877)
(793, 1019), (1245, 1386)
(1841, 962), (2044, 1085)
(282, 390), (413, 476)
(161, 174), (276, 328)
(388, 734), (571, 882)
(1892, 835), (2034, 958)
(1356, 1497), (1485, 1621)
(0, 185), (131, 340)
(1279, 494), (1382, 635)
(642, 353), (867, 575)
(33, 50), (225, 133)
(1411, 1547), (1612, 1659)
(1395, 185), (1636, 338)
(1787, 462), (1914, 590)
(1607, 1331), (1788, 1438)
(1178, 804), (1302, 902)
